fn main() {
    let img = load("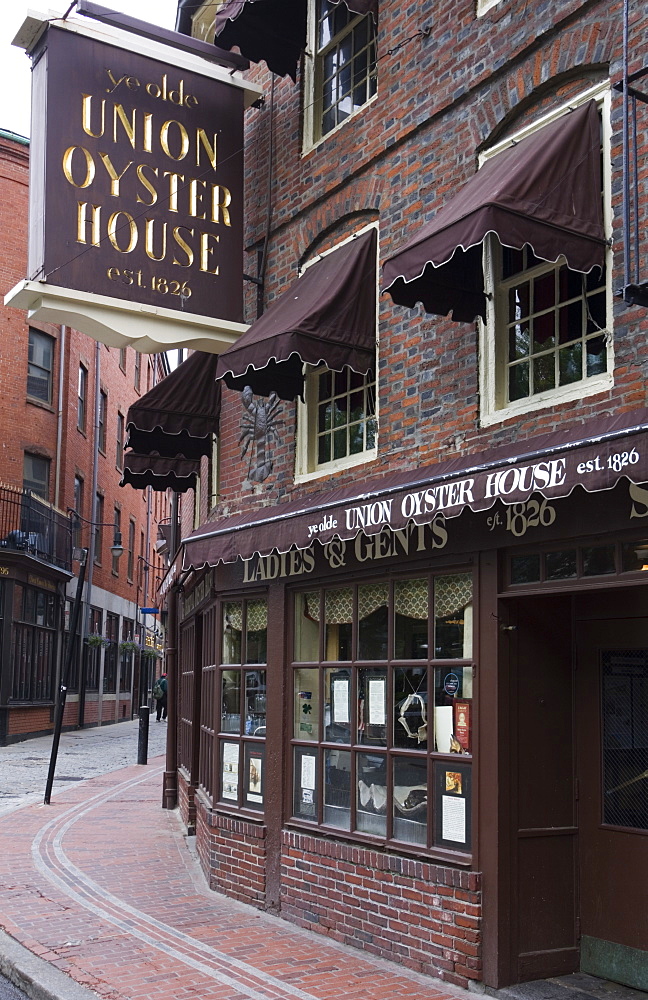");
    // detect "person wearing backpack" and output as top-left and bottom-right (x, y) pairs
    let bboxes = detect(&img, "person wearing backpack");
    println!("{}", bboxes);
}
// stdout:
(153, 673), (168, 722)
